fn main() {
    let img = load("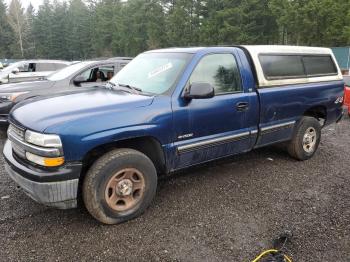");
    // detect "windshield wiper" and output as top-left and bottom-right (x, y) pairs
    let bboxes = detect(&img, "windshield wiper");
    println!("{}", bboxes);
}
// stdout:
(117, 83), (142, 94)
(106, 82), (143, 95)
